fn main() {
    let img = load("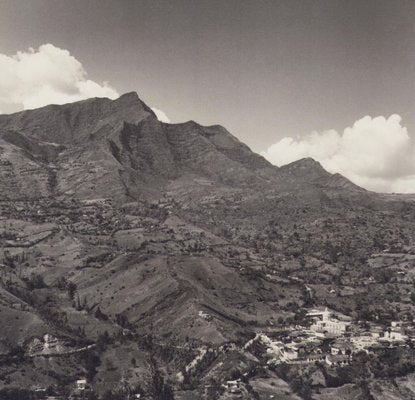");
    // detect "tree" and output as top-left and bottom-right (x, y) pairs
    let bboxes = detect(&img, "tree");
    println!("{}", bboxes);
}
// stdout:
(293, 308), (308, 324)
(81, 351), (101, 380)
(115, 313), (129, 328)
(95, 306), (108, 321)
(102, 390), (124, 400)
(0, 388), (36, 400)
(67, 281), (77, 300)
(150, 359), (175, 400)
(26, 273), (46, 290)
(8, 345), (25, 362)
(289, 376), (312, 400)
(97, 331), (112, 351)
